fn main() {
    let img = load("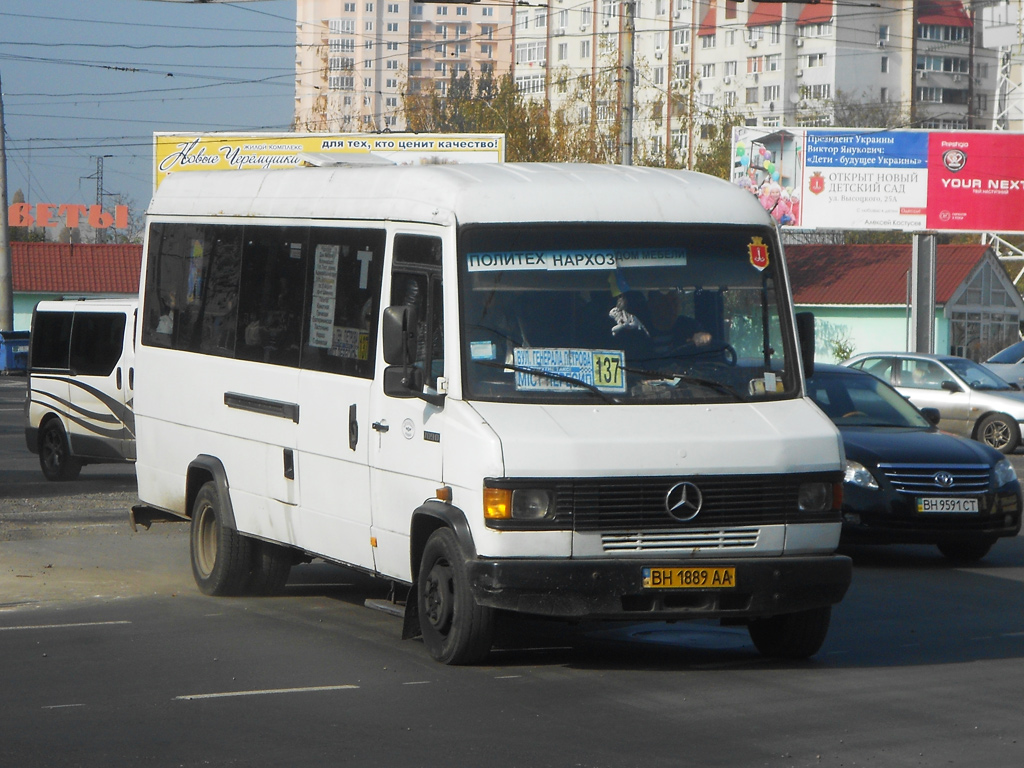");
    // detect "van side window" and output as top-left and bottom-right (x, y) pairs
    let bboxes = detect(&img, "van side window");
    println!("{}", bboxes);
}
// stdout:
(70, 313), (127, 376)
(301, 228), (386, 379)
(392, 235), (443, 388)
(30, 312), (72, 371)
